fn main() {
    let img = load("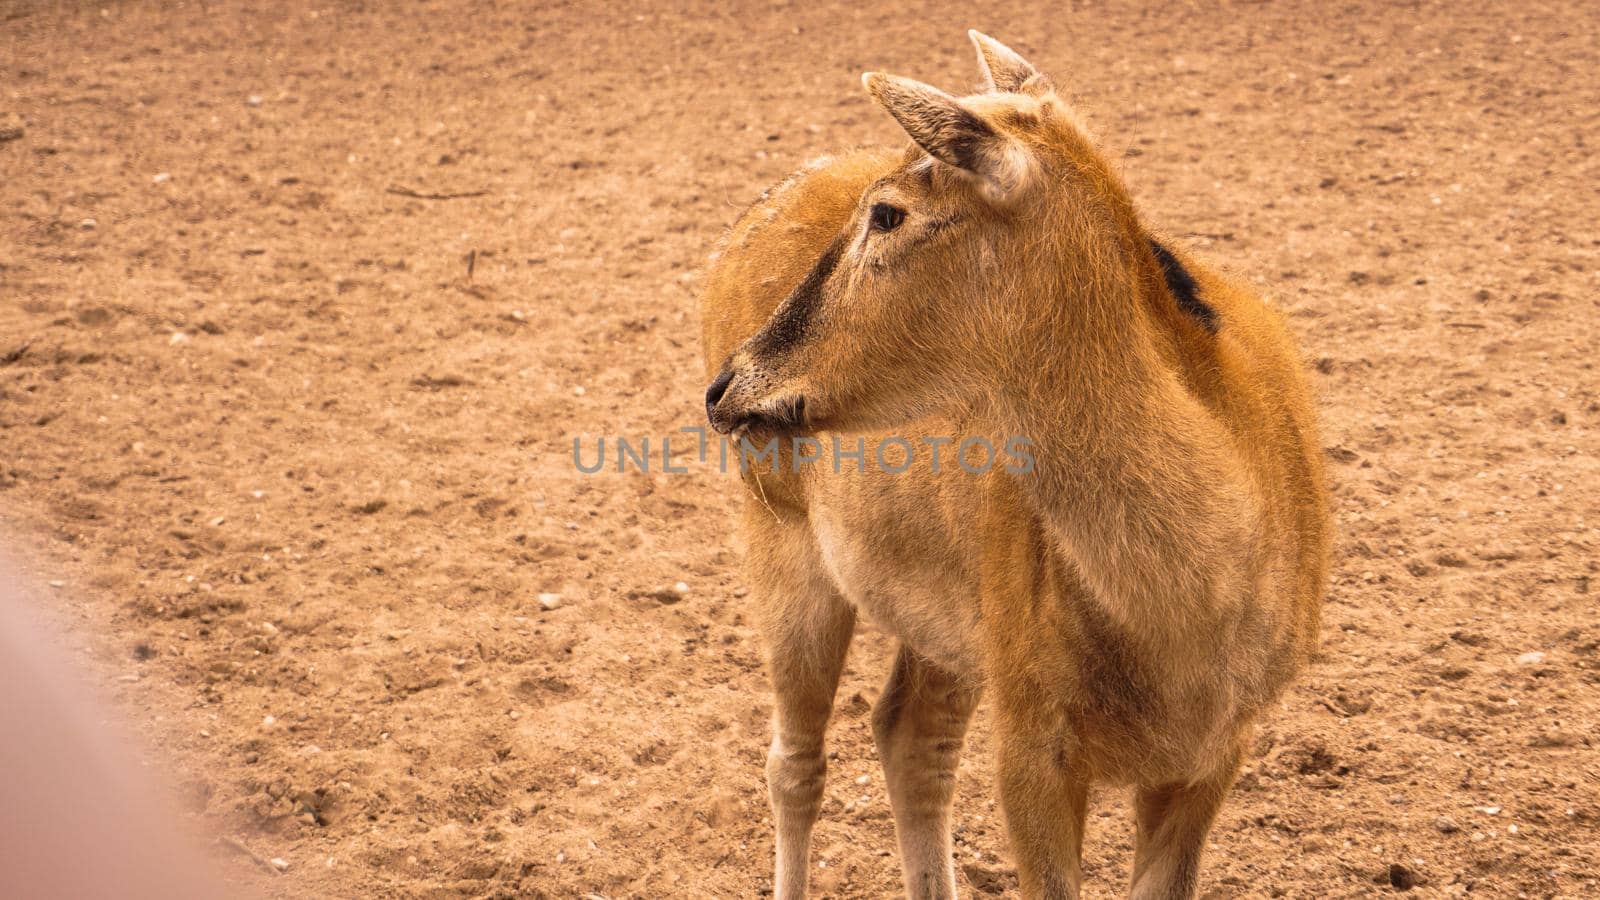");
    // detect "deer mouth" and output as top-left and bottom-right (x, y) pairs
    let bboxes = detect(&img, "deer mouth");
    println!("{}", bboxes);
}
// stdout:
(714, 394), (810, 438)
(705, 363), (817, 437)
